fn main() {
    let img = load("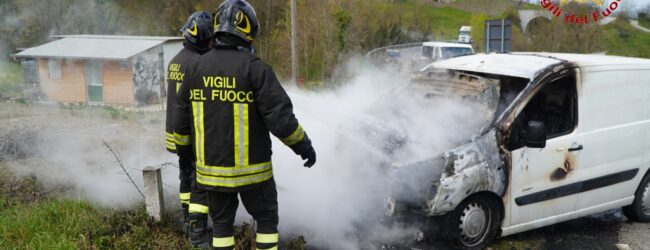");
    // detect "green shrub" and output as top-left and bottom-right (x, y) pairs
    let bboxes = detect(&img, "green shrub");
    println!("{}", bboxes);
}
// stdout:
(0, 62), (23, 100)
